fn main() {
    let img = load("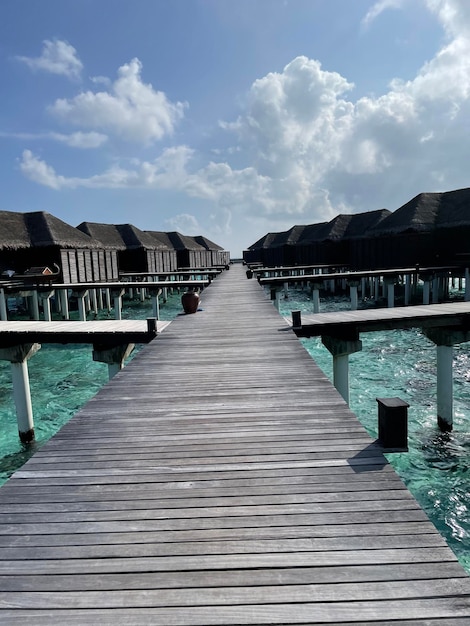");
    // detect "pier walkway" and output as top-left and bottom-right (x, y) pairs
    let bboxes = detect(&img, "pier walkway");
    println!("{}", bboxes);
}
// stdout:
(1, 264), (470, 624)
